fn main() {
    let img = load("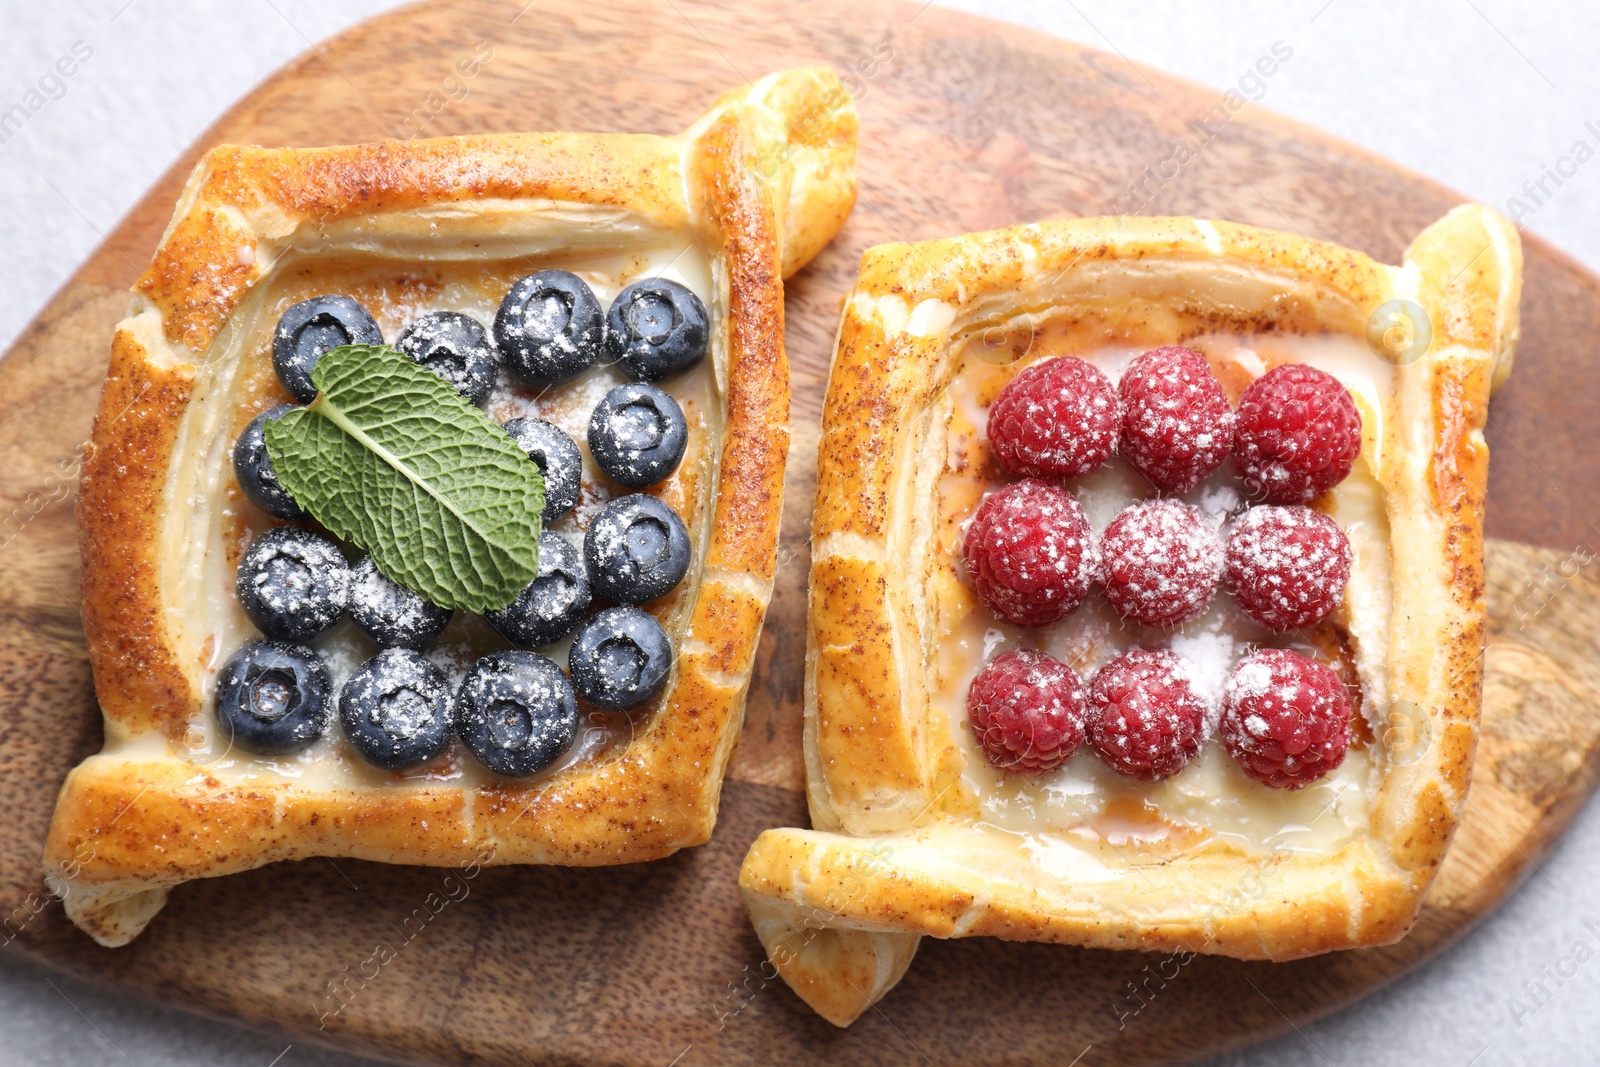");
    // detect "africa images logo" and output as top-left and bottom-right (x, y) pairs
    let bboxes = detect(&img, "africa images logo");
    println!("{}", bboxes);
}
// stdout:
(1107, 41), (1294, 217)
(0, 41), (94, 146)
